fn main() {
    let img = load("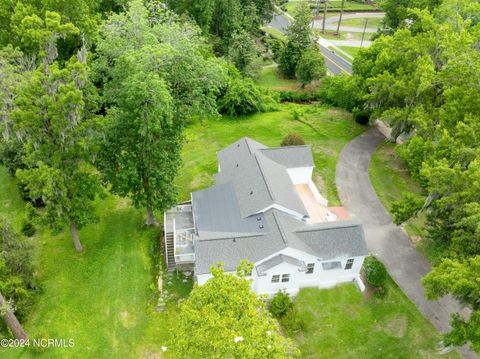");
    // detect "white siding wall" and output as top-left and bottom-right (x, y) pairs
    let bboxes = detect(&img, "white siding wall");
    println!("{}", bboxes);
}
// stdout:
(195, 248), (366, 297)
(287, 167), (313, 184)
